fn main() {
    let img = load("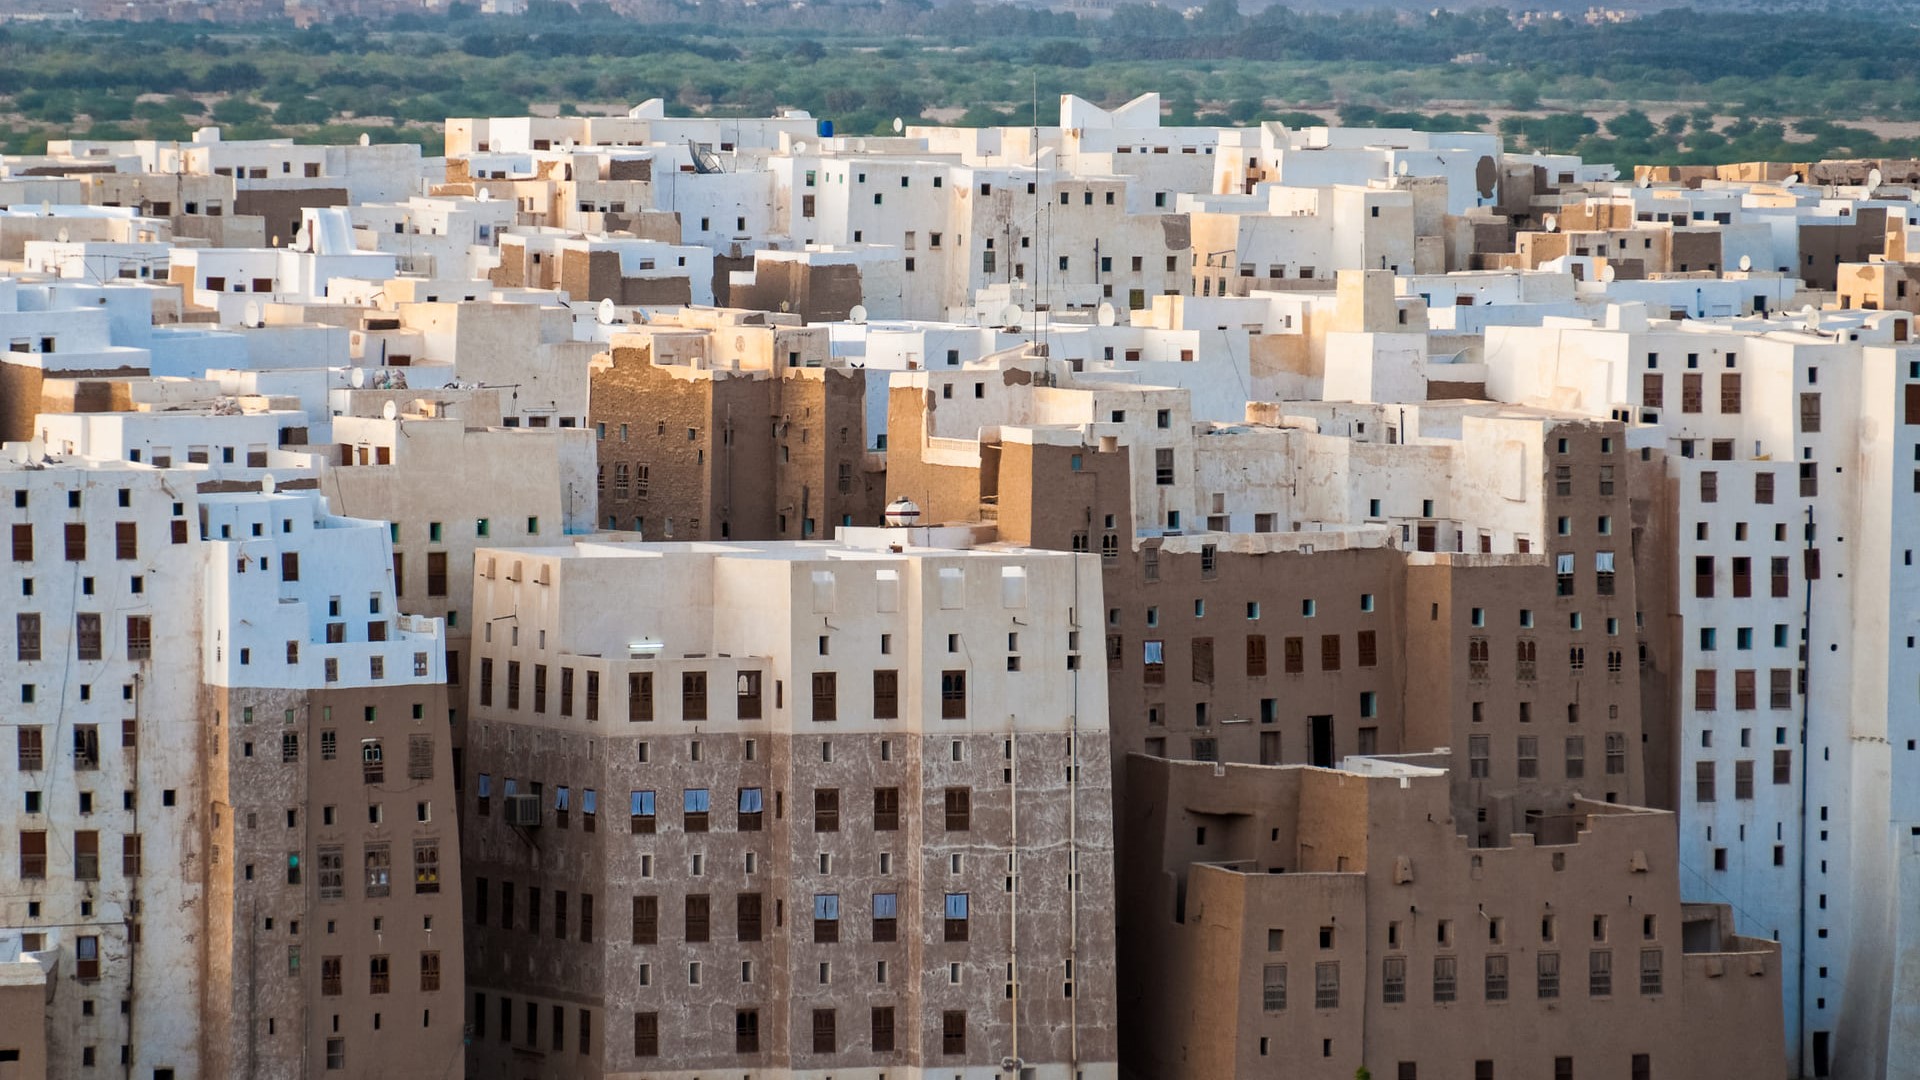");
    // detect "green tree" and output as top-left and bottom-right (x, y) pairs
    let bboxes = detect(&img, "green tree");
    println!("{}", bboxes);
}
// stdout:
(1192, 0), (1241, 36)
(210, 96), (267, 126)
(1506, 77), (1540, 112)
(1032, 41), (1092, 69)
(1225, 98), (1264, 123)
(1606, 109), (1656, 140)
(960, 104), (1009, 127)
(273, 97), (333, 126)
